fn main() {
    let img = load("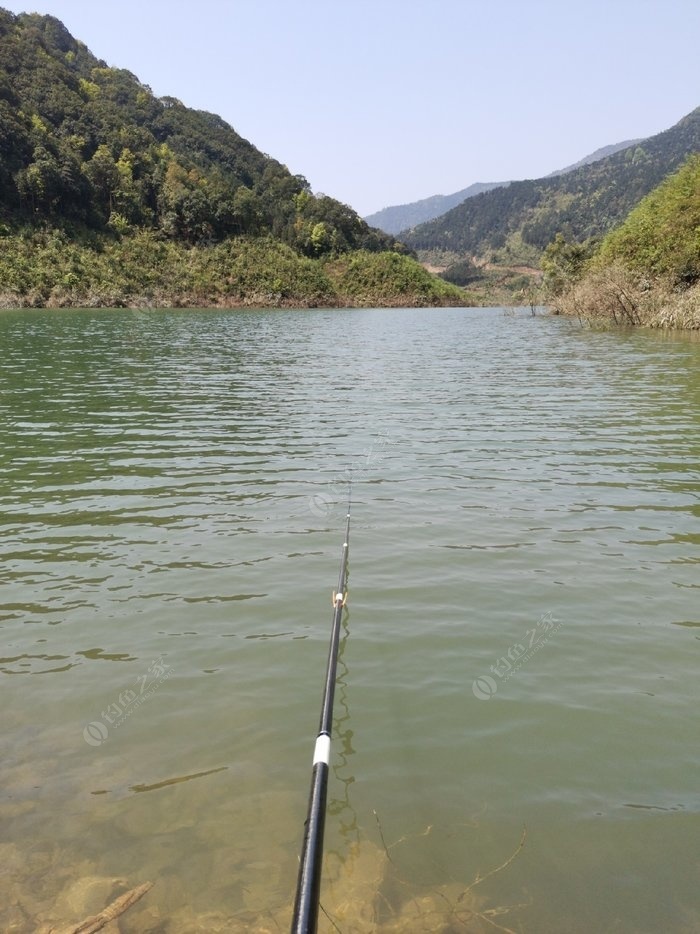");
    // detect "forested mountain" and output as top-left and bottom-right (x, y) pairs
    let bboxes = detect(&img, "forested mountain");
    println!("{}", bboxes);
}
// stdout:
(364, 140), (640, 236)
(402, 108), (700, 262)
(363, 181), (507, 235)
(0, 9), (468, 307)
(0, 8), (397, 256)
